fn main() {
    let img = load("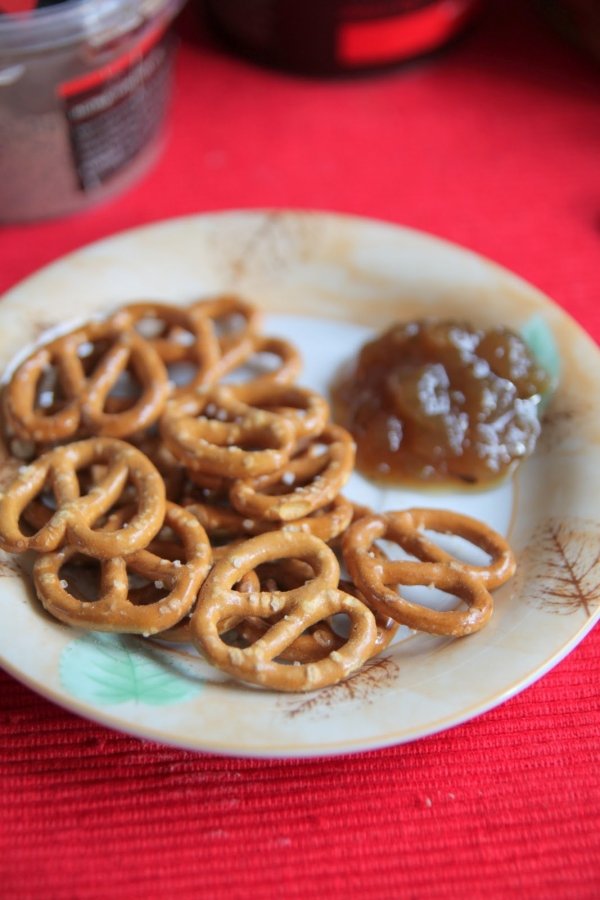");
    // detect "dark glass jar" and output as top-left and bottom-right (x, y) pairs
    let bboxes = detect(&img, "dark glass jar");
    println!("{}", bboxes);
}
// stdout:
(205, 0), (483, 76)
(539, 1), (600, 61)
